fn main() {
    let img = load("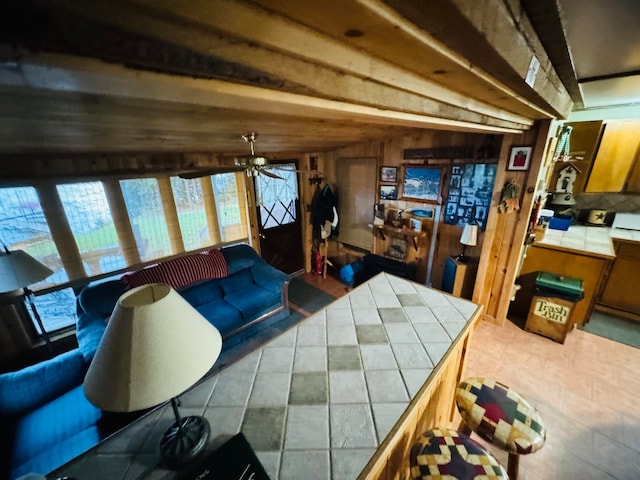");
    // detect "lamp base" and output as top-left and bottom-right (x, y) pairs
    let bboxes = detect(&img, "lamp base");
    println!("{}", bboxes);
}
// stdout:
(159, 415), (210, 469)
